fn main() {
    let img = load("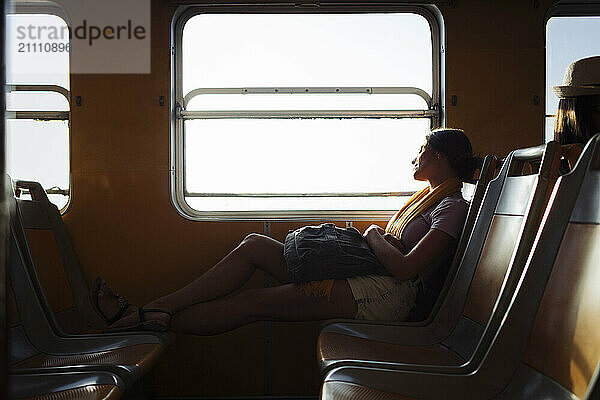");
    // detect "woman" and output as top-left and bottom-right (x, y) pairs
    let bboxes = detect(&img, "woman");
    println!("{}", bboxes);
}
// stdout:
(553, 56), (600, 145)
(97, 128), (480, 334)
